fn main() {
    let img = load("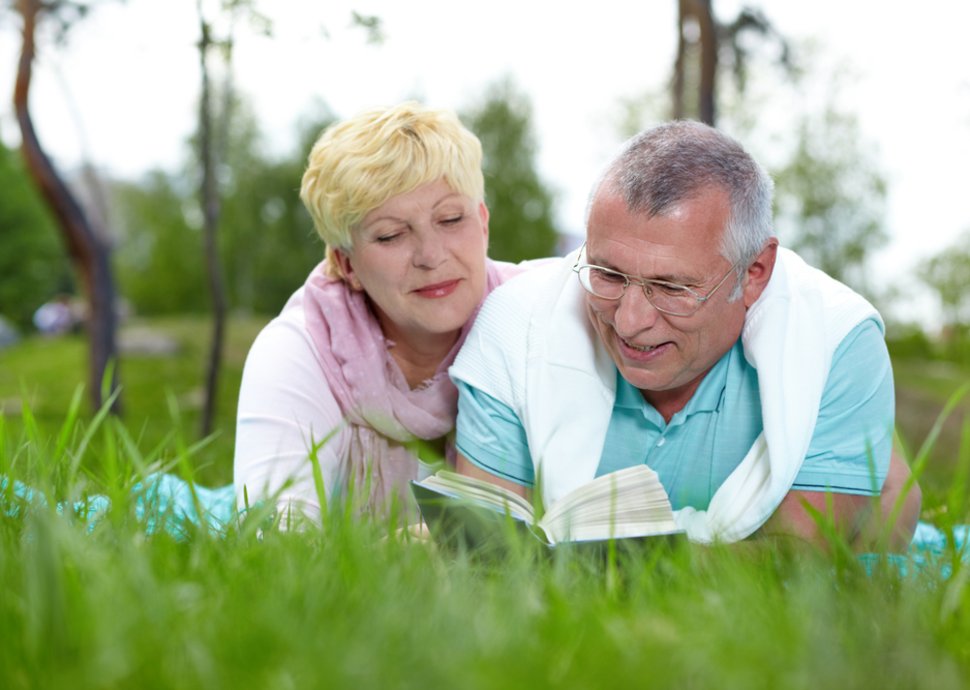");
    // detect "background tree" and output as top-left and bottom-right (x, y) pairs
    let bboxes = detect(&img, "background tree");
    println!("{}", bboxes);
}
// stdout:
(918, 230), (970, 340)
(0, 141), (73, 329)
(113, 170), (206, 315)
(667, 5), (886, 296)
(113, 102), (329, 318)
(12, 0), (120, 411)
(672, 1), (789, 126)
(218, 109), (332, 314)
(772, 99), (888, 291)
(461, 78), (560, 262)
(194, 0), (273, 436)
